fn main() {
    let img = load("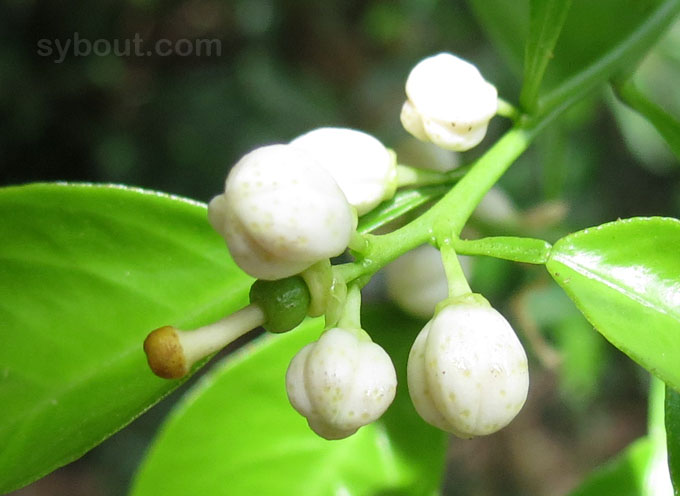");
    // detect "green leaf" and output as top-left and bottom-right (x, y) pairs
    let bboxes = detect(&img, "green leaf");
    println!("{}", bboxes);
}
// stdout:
(567, 438), (655, 496)
(539, 0), (680, 116)
(546, 217), (680, 390)
(0, 183), (251, 493)
(521, 0), (573, 111)
(666, 385), (680, 494)
(131, 304), (447, 496)
(571, 378), (674, 496)
(468, 0), (680, 109)
(453, 235), (552, 264)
